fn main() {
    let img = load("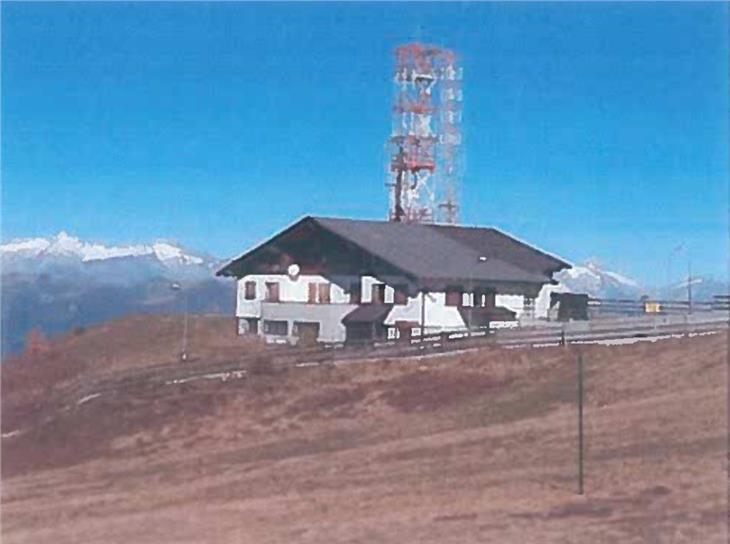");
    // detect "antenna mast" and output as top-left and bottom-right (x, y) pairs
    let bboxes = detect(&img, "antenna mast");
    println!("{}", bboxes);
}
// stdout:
(387, 43), (463, 224)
